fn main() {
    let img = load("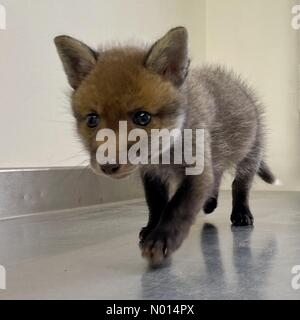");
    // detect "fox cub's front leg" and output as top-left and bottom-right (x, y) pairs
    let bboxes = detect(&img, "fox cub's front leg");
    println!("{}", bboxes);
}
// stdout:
(140, 173), (169, 241)
(140, 172), (213, 266)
